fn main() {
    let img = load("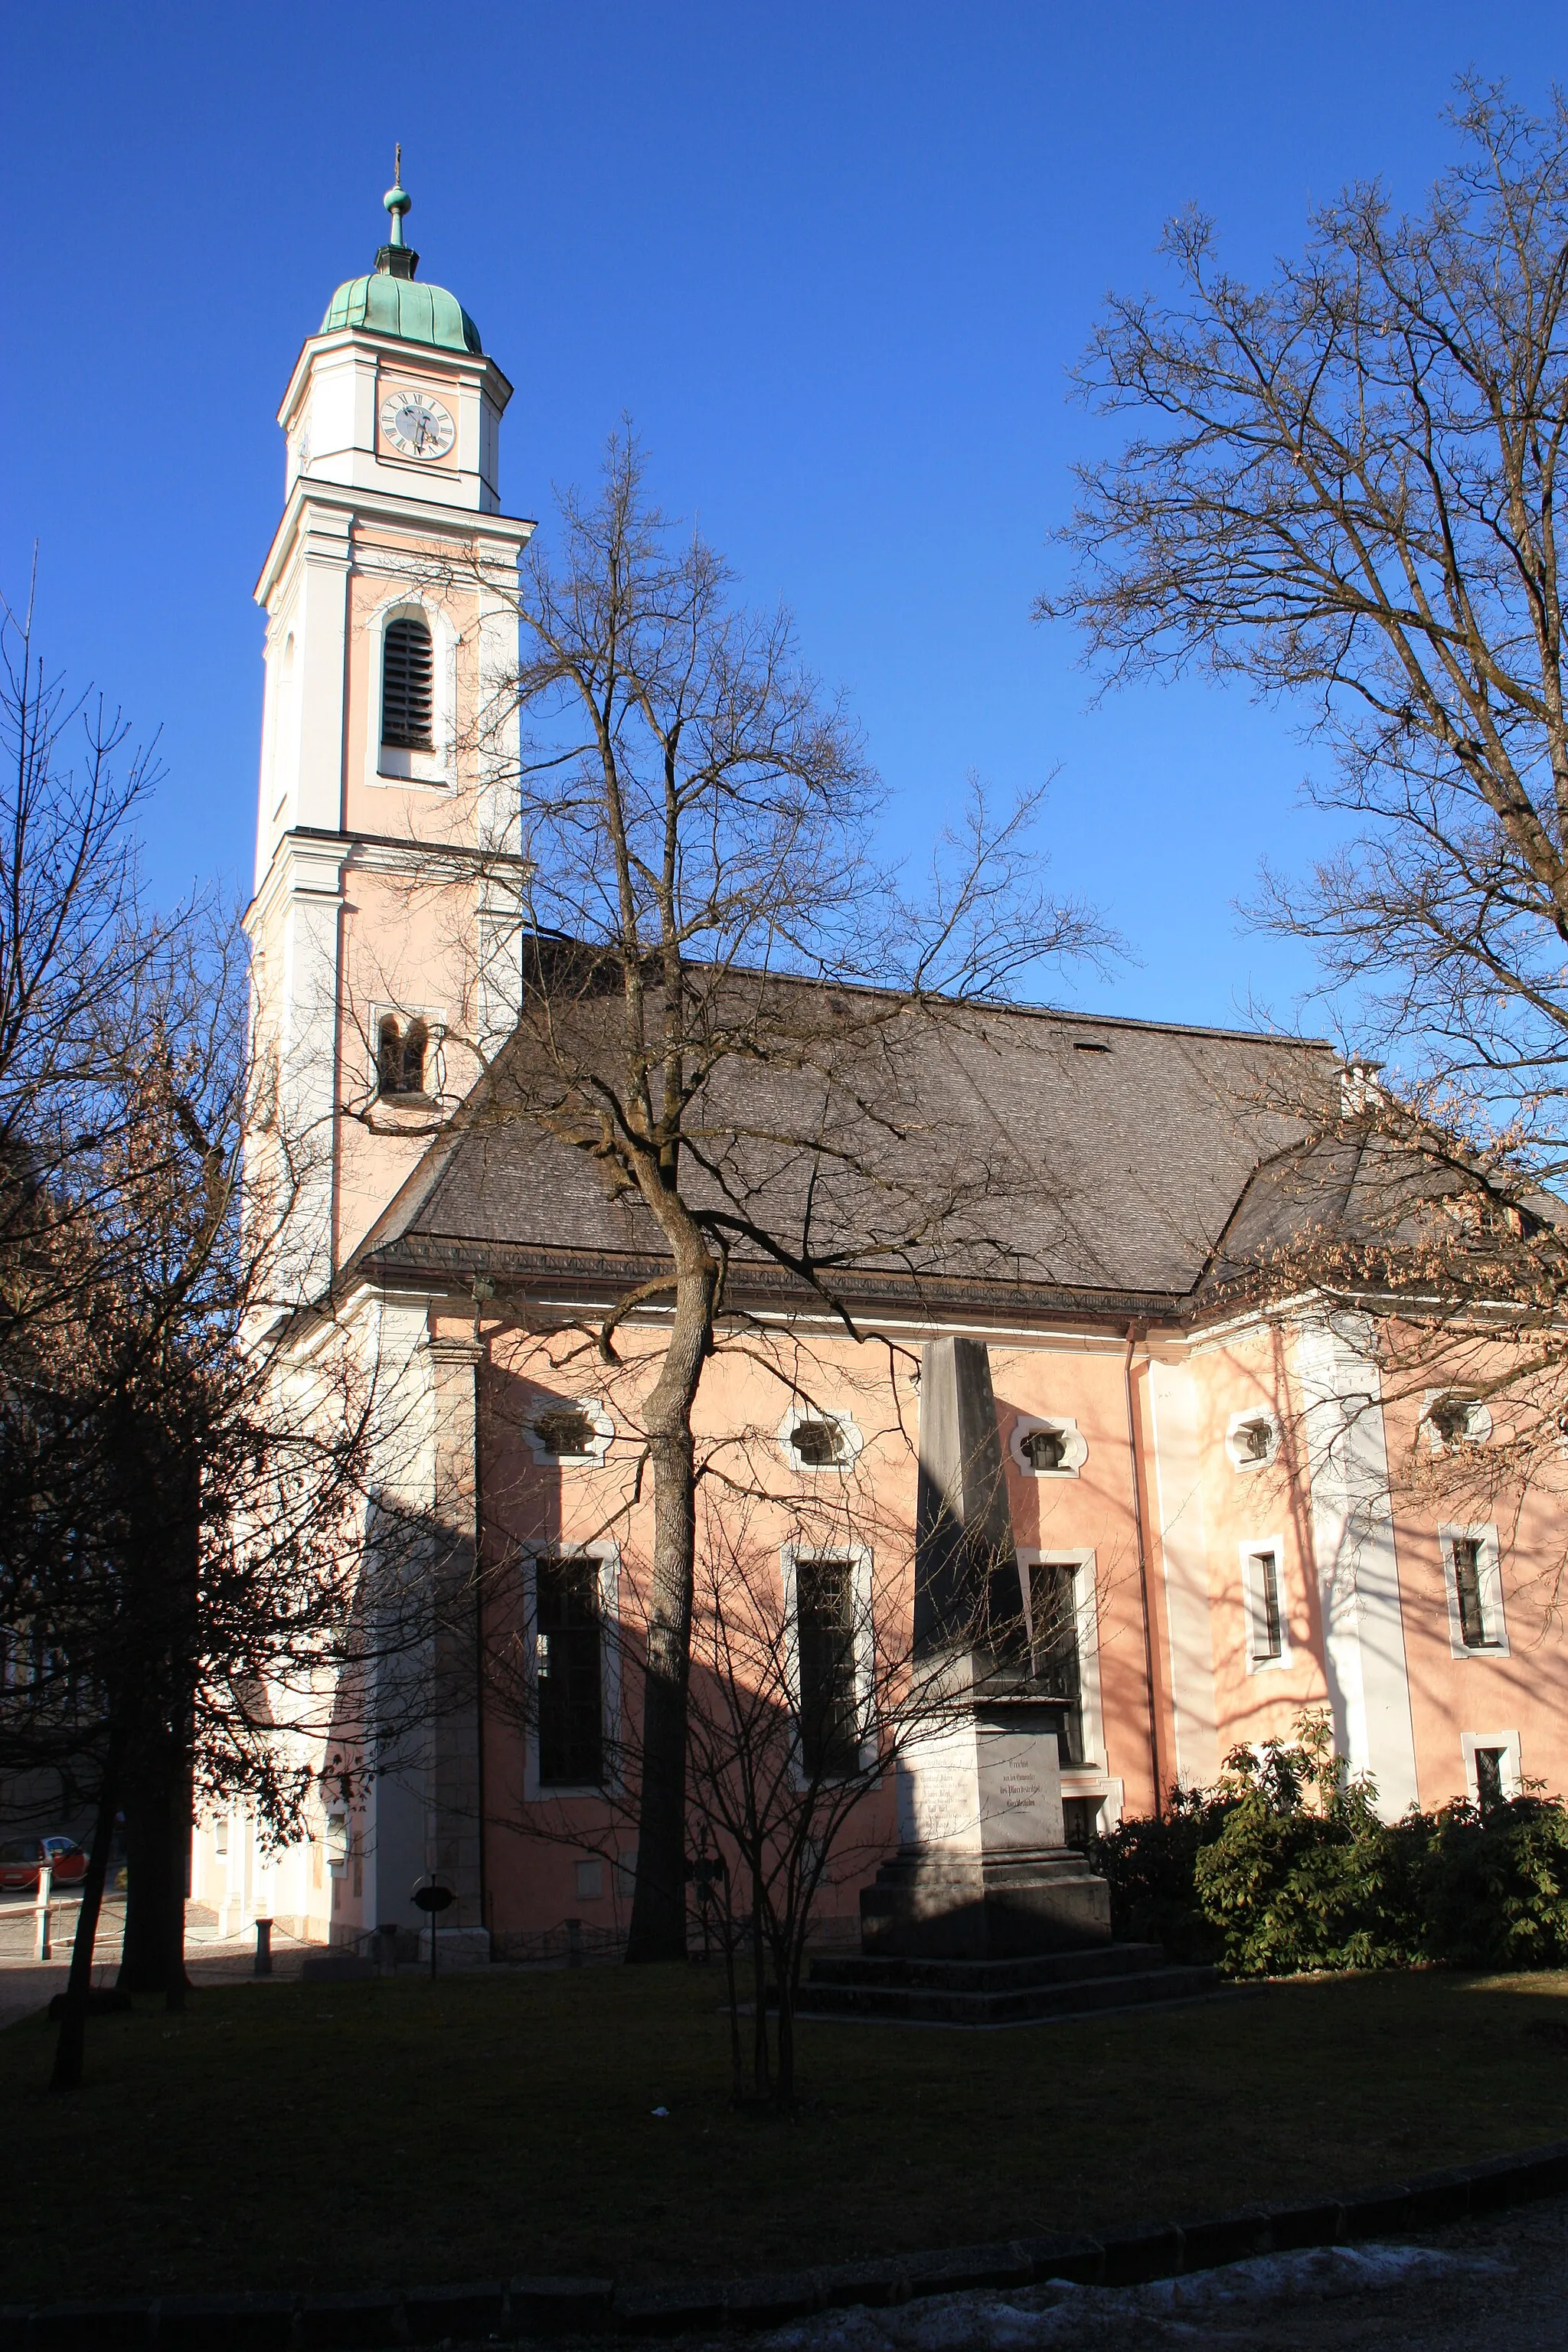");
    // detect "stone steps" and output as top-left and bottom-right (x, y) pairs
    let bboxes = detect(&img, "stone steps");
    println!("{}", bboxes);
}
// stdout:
(797, 1945), (1222, 2027)
(808, 1941), (1170, 1994)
